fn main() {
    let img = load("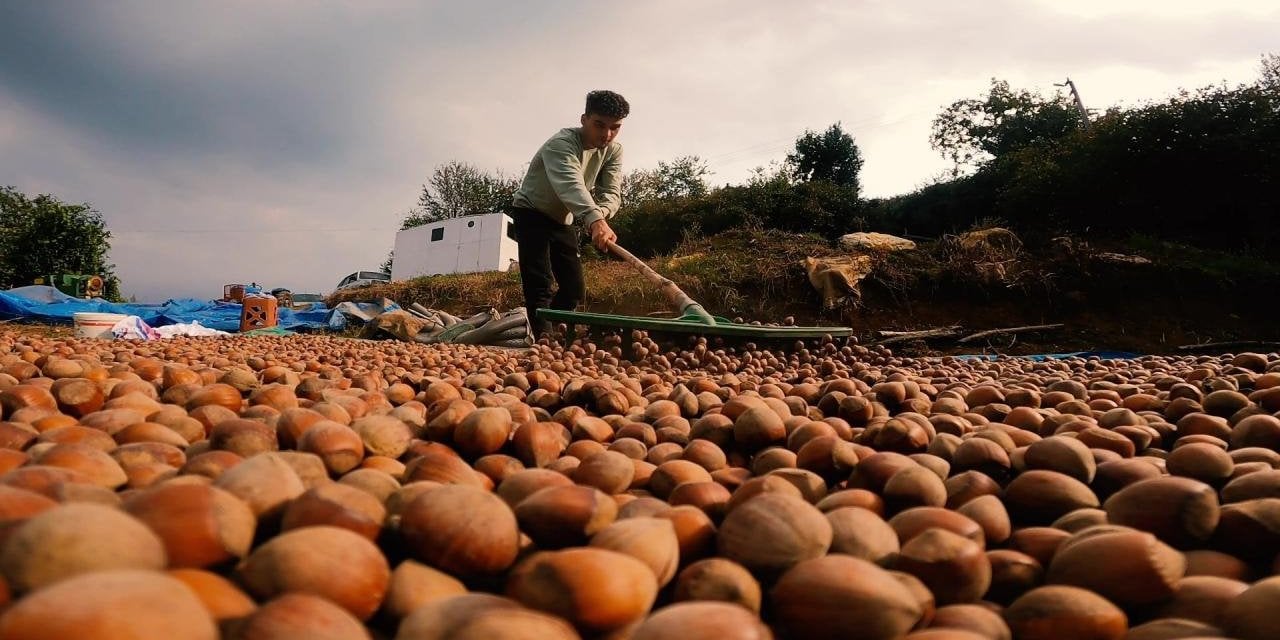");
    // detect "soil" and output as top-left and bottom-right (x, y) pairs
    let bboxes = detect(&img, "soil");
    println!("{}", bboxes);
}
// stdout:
(21, 229), (1269, 358)
(847, 236), (1280, 356)
(587, 231), (1280, 357)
